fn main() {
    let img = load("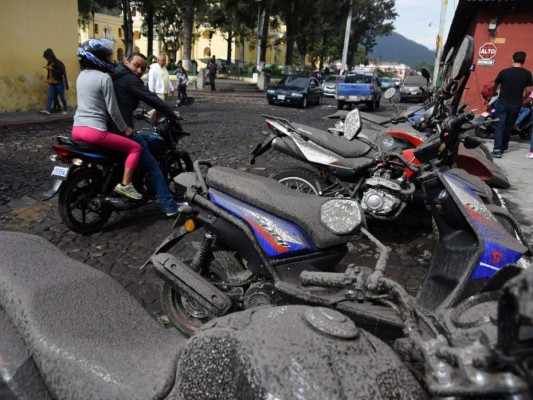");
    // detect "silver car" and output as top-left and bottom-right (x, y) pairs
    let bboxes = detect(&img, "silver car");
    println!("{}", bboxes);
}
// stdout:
(321, 74), (344, 97)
